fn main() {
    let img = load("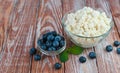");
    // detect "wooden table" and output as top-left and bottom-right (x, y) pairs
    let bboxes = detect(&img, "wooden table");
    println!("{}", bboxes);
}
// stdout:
(0, 0), (120, 73)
